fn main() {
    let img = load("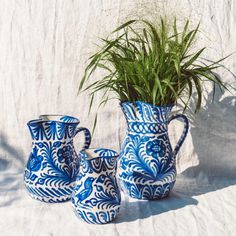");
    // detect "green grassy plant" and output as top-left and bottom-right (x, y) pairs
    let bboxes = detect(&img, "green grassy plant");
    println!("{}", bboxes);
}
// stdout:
(79, 18), (228, 114)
